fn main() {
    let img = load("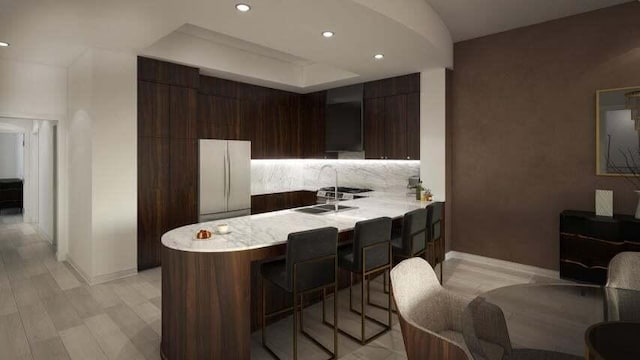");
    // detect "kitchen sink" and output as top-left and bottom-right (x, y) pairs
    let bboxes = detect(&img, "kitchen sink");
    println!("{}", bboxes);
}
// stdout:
(294, 204), (357, 215)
